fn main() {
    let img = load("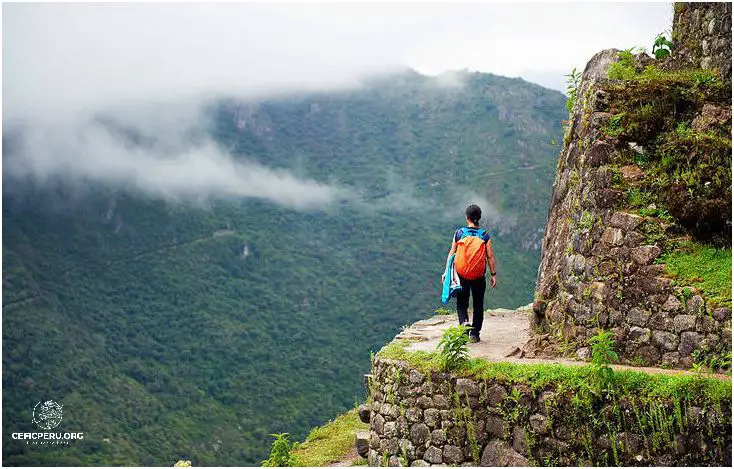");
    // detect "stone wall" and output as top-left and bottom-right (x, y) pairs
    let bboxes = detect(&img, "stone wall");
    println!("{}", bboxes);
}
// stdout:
(672, 2), (732, 79)
(531, 54), (732, 366)
(363, 357), (731, 466)
(531, 1), (732, 368)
